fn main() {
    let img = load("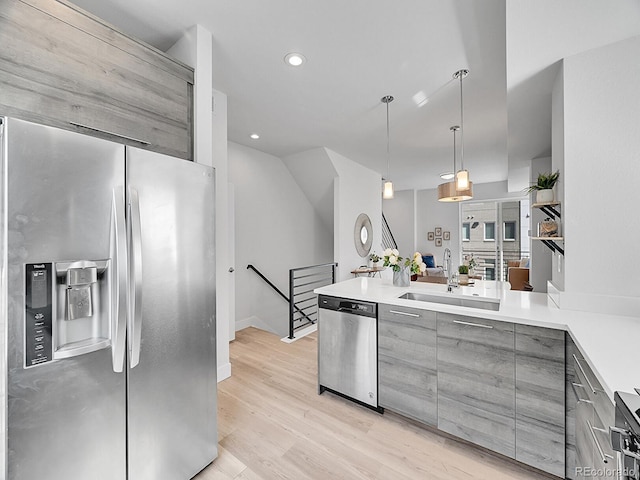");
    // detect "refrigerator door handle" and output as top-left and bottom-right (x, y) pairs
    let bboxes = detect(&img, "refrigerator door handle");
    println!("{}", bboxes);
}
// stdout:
(110, 187), (127, 373)
(128, 187), (143, 368)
